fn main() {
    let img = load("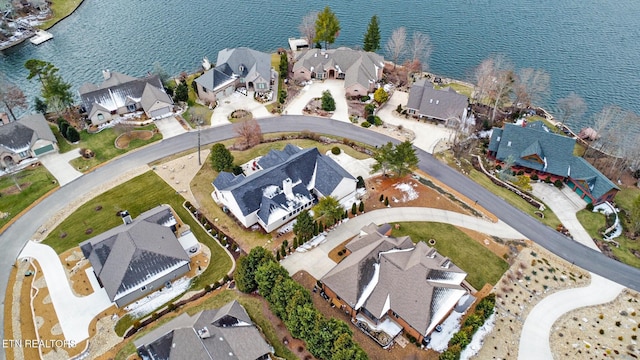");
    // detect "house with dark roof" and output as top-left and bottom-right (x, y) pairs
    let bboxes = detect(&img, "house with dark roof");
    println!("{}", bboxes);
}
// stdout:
(488, 122), (619, 205)
(0, 113), (57, 168)
(292, 47), (384, 97)
(79, 70), (174, 126)
(212, 144), (356, 232)
(79, 205), (191, 307)
(406, 79), (469, 122)
(134, 300), (272, 360)
(194, 47), (274, 105)
(321, 223), (468, 347)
